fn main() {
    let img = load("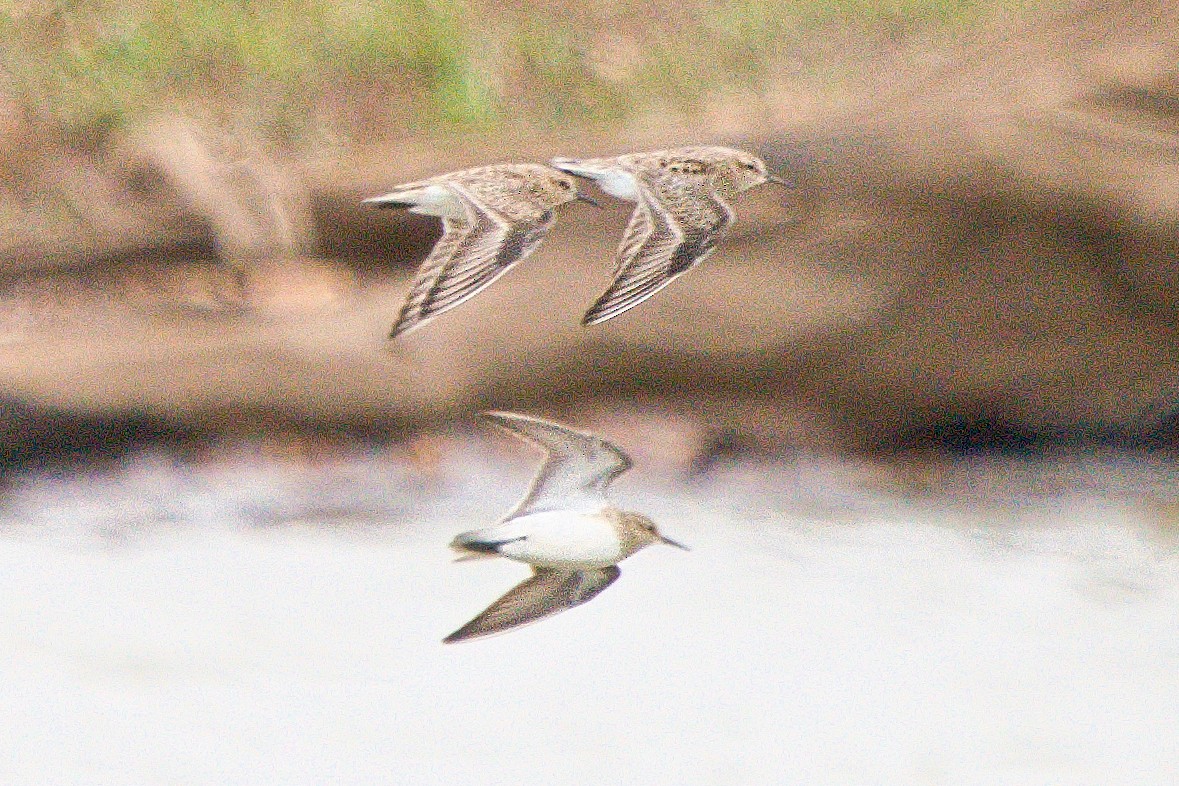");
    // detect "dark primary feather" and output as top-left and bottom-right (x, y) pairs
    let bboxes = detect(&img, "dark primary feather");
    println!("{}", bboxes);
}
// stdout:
(496, 210), (553, 266)
(443, 566), (621, 643)
(667, 224), (720, 275)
